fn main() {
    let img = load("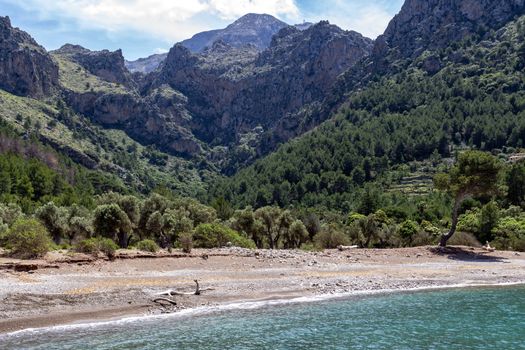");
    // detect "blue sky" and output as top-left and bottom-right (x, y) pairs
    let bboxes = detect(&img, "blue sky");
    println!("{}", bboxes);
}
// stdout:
(0, 0), (404, 60)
